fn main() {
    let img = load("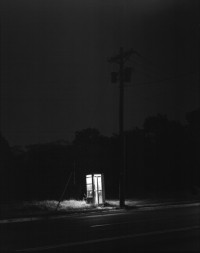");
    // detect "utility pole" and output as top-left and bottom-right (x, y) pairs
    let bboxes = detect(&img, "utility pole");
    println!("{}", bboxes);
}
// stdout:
(119, 47), (125, 208)
(108, 47), (134, 208)
(198, 24), (200, 108)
